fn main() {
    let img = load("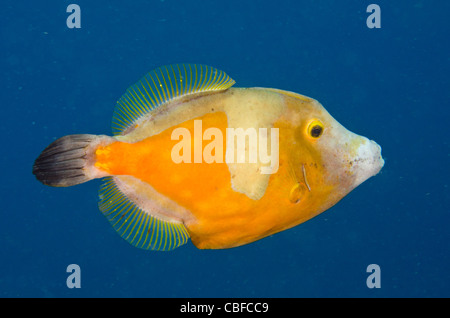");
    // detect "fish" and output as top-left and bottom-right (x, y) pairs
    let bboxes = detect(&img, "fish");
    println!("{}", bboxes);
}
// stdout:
(32, 64), (384, 250)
